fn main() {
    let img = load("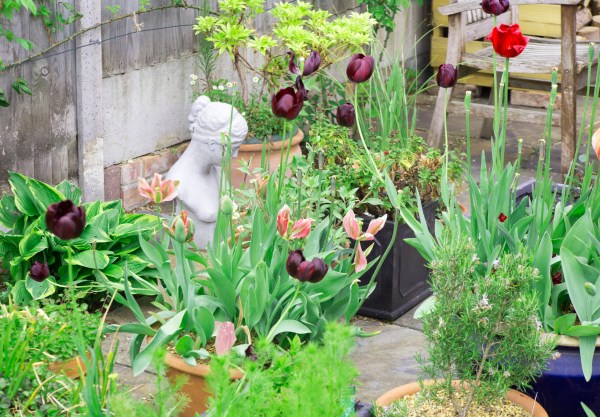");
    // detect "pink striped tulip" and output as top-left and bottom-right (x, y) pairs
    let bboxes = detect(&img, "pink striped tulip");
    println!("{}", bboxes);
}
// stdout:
(277, 205), (291, 237)
(593, 127), (600, 160)
(289, 218), (314, 240)
(138, 173), (179, 204)
(215, 321), (236, 355)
